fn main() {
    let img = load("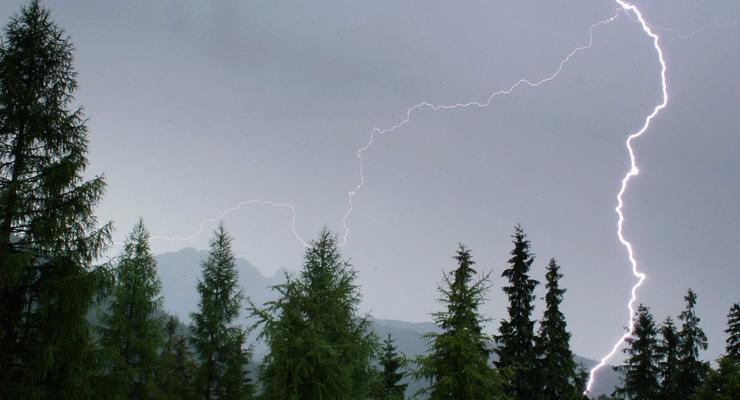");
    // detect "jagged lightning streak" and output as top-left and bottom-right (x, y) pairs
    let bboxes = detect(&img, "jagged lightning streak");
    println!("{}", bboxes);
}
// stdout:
(151, 200), (308, 247)
(340, 9), (621, 246)
(585, 0), (668, 394)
